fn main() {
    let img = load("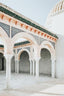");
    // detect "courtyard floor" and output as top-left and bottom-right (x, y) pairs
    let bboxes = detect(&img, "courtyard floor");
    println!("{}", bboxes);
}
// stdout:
(0, 72), (64, 96)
